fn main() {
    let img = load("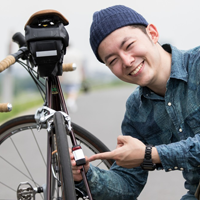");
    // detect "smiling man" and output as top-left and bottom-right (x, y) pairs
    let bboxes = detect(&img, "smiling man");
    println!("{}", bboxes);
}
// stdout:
(70, 5), (200, 200)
